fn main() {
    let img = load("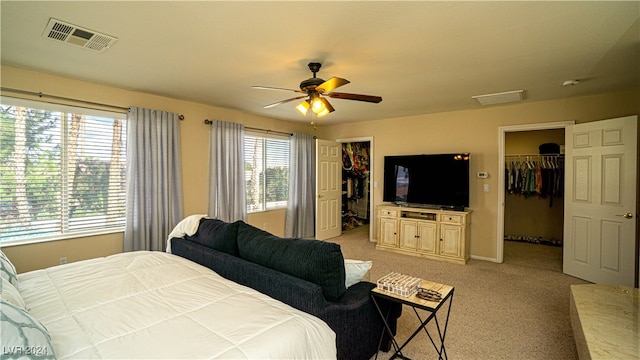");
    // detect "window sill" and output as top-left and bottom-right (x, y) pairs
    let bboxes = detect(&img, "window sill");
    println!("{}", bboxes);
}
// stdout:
(0, 228), (124, 248)
(247, 207), (287, 215)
